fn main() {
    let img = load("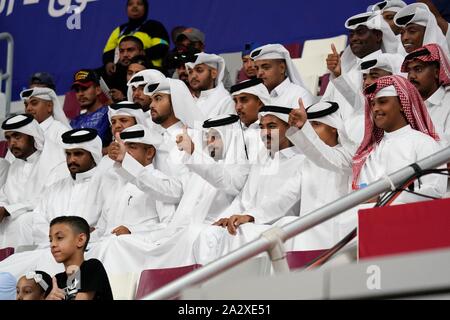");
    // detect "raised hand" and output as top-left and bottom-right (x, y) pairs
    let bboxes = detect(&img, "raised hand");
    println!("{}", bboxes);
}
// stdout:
(326, 43), (342, 78)
(175, 125), (195, 155)
(288, 98), (308, 129)
(108, 132), (126, 163)
(45, 277), (66, 300)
